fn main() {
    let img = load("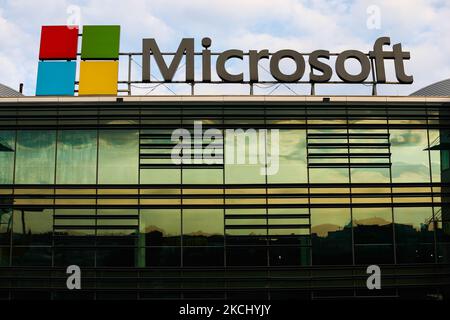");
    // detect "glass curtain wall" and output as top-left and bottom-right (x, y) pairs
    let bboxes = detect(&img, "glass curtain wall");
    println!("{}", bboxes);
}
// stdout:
(0, 102), (448, 268)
